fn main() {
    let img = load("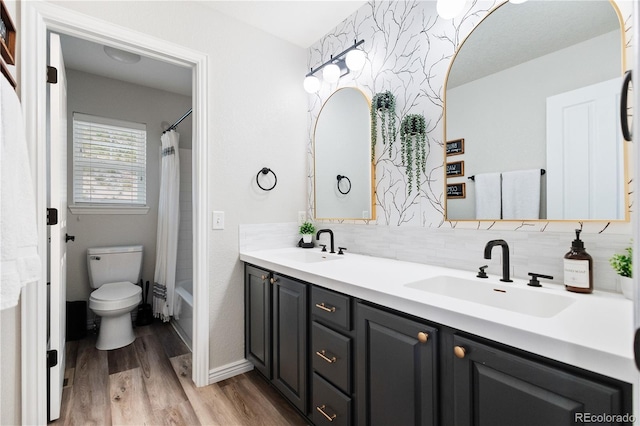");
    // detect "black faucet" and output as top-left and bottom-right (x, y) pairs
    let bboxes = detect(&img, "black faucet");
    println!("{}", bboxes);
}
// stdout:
(316, 229), (335, 254)
(484, 239), (512, 282)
